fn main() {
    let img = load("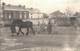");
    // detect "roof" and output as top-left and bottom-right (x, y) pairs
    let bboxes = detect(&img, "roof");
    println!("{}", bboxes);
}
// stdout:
(4, 4), (28, 11)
